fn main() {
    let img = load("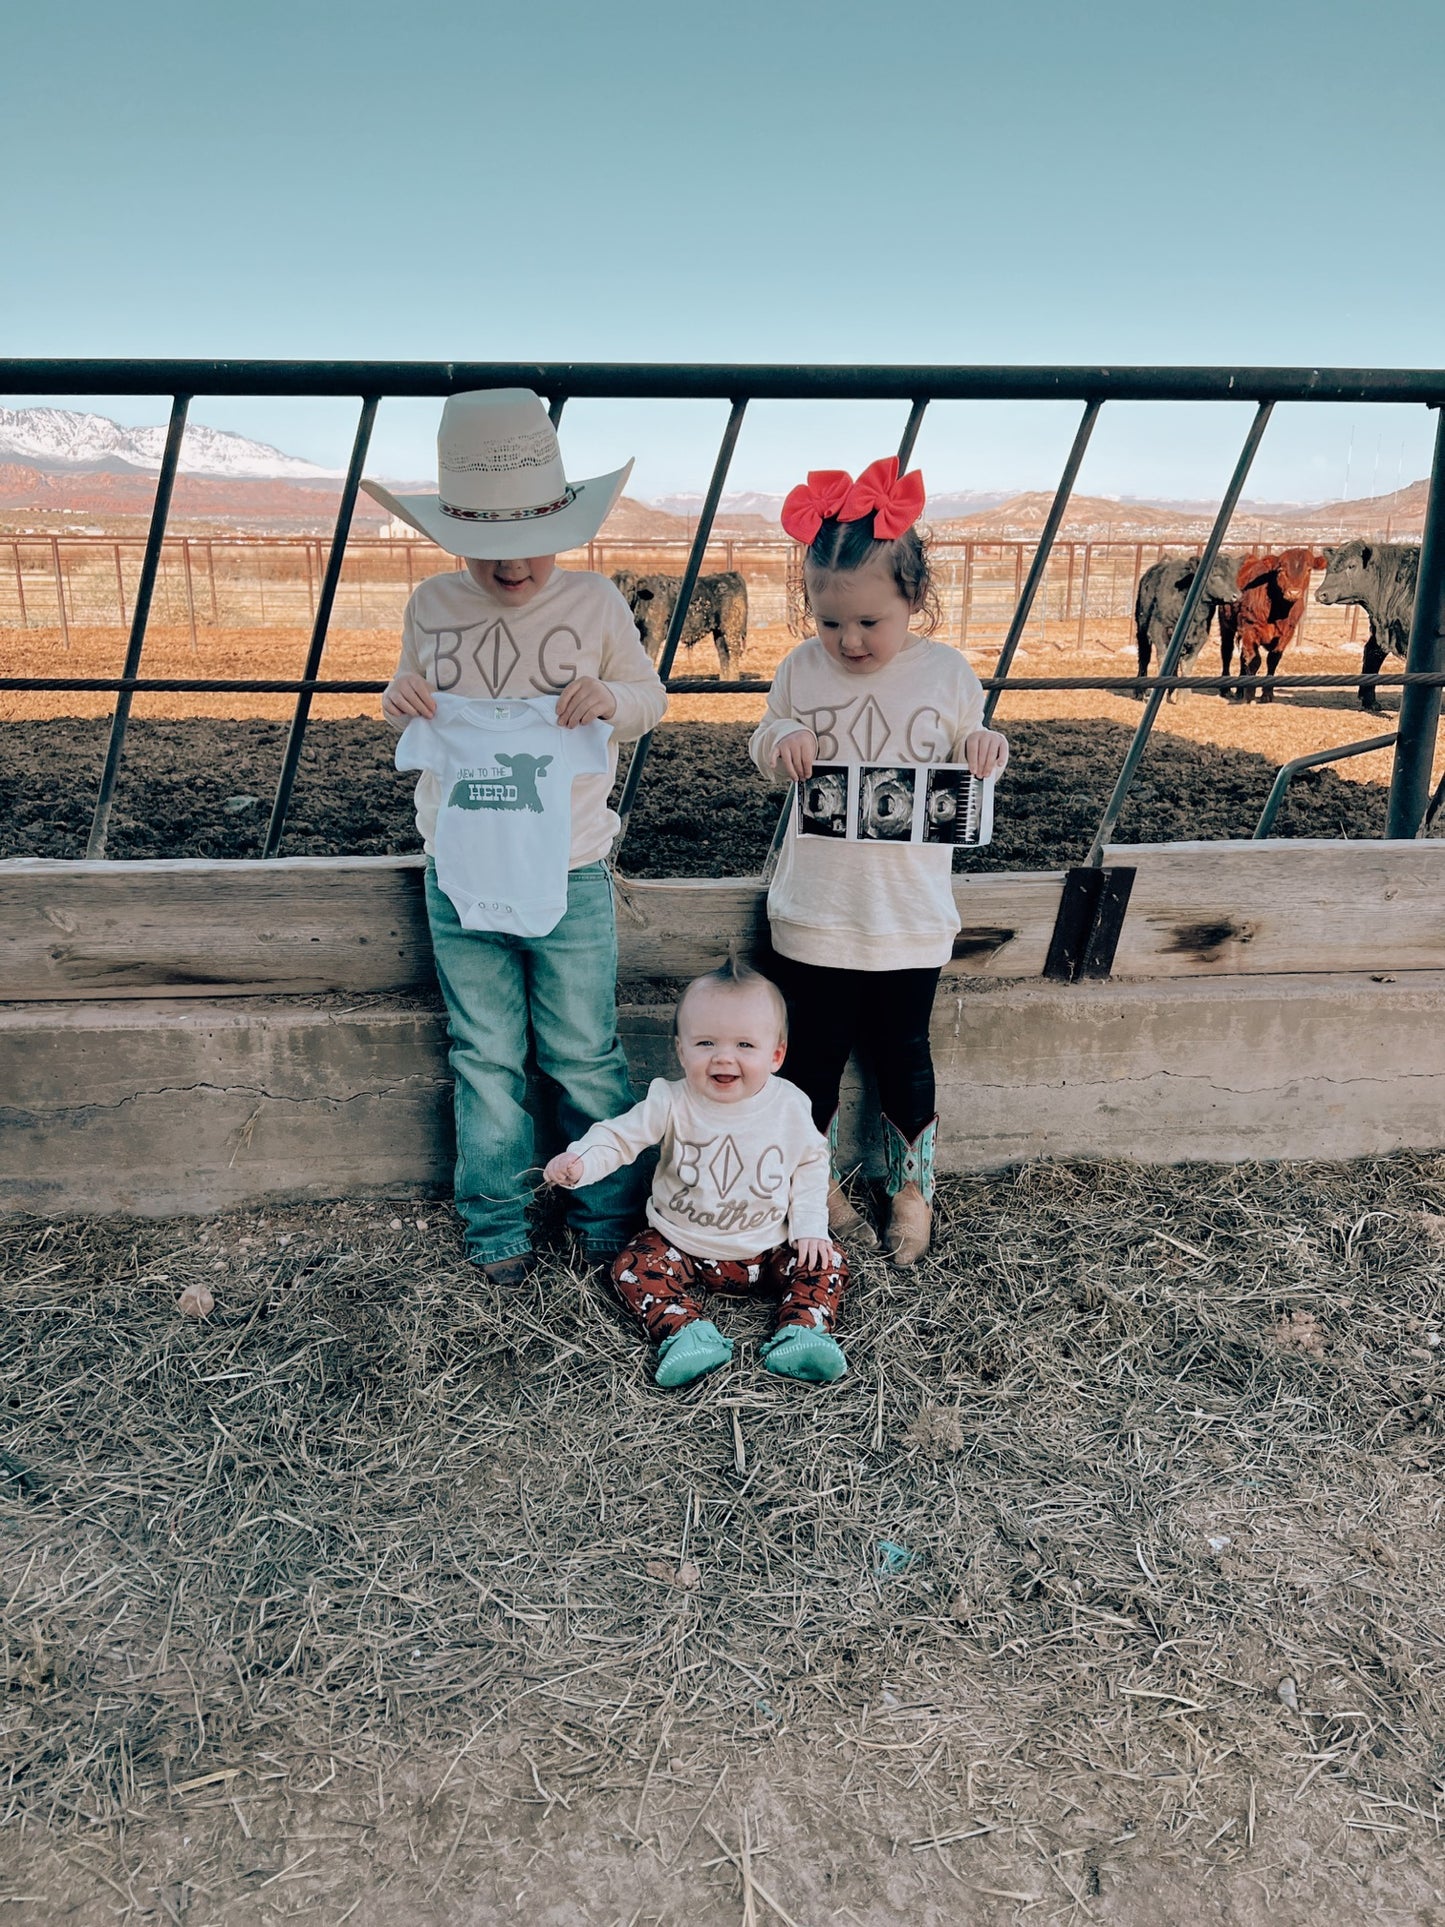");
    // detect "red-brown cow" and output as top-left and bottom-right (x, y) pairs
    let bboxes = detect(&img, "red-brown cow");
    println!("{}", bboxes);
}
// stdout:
(1218, 548), (1327, 703)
